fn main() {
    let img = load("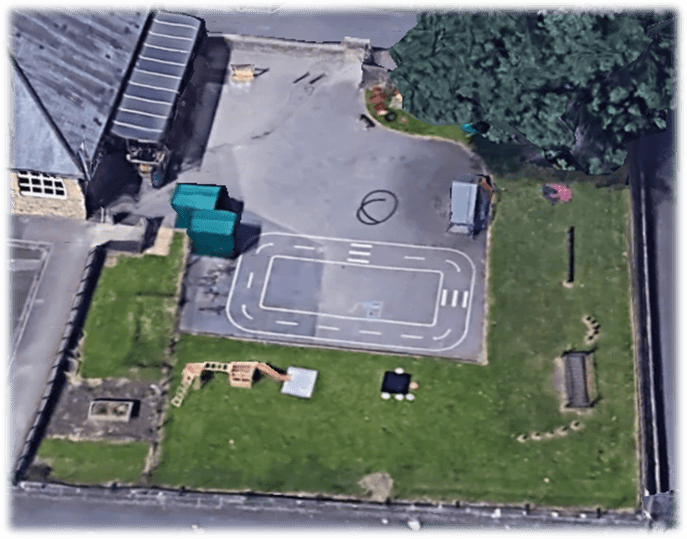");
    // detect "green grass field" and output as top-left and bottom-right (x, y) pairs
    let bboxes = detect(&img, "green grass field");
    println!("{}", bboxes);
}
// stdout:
(152, 179), (636, 508)
(364, 88), (473, 146)
(79, 232), (186, 380)
(35, 439), (149, 485)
